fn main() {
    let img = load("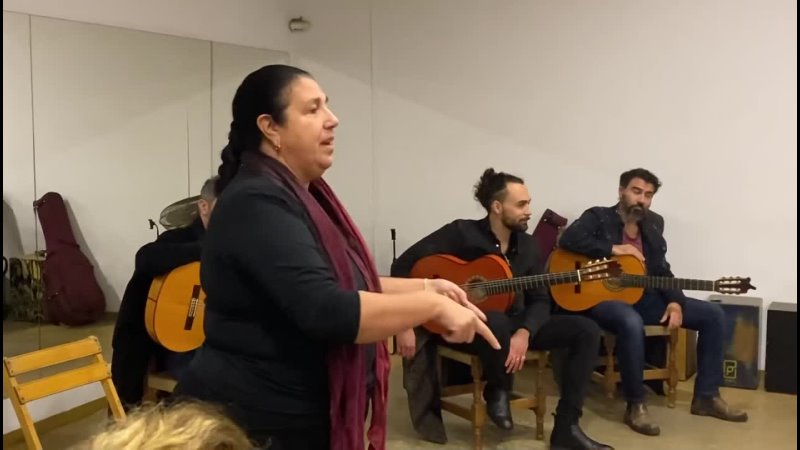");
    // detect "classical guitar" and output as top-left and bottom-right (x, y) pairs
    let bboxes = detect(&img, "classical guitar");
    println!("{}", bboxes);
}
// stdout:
(145, 262), (206, 352)
(548, 249), (756, 312)
(410, 253), (620, 334)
